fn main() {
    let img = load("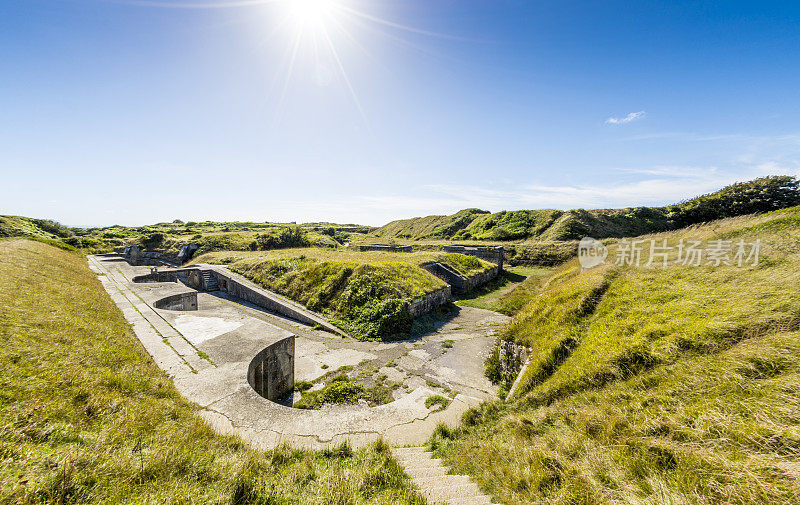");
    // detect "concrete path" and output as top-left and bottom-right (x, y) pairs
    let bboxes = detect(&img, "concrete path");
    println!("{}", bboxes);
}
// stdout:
(89, 254), (507, 450)
(393, 447), (500, 505)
